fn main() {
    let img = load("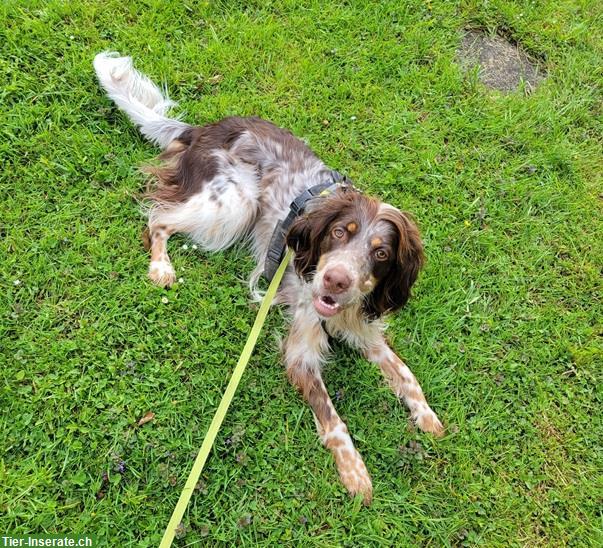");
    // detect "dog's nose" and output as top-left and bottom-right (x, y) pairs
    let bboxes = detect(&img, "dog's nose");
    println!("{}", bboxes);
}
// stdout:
(323, 267), (351, 294)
